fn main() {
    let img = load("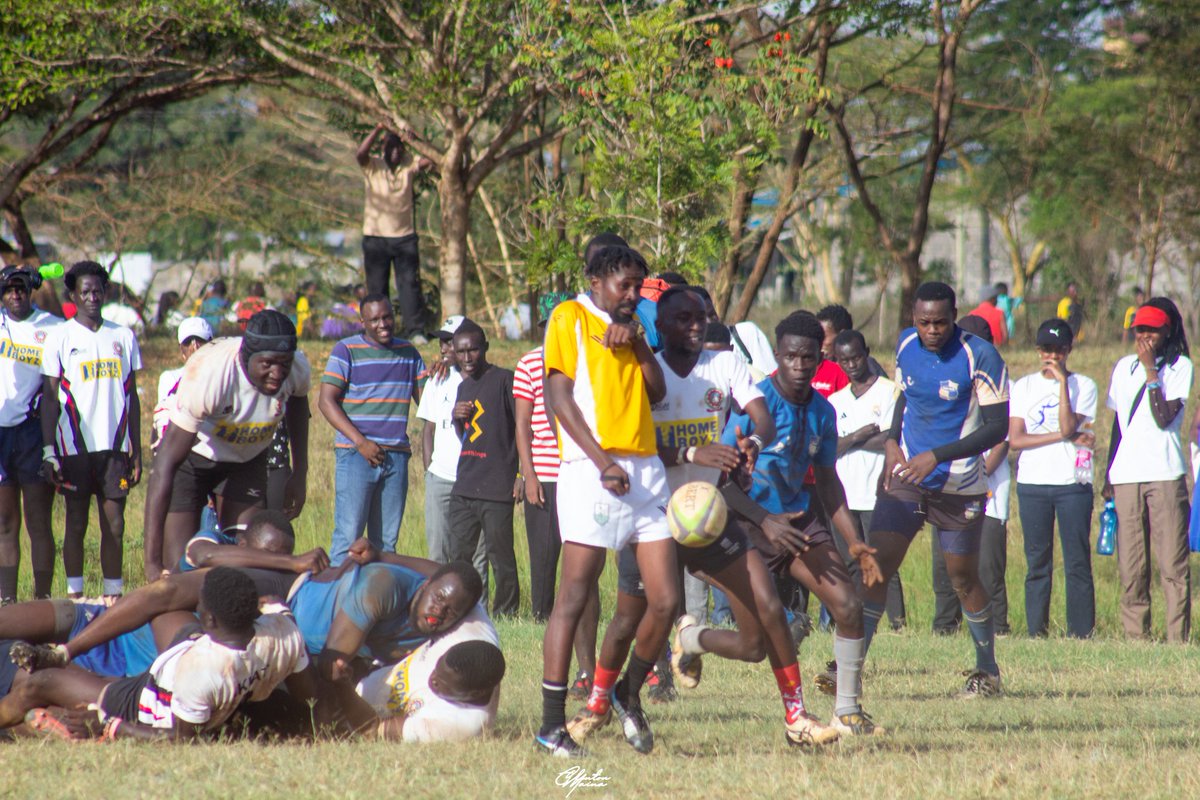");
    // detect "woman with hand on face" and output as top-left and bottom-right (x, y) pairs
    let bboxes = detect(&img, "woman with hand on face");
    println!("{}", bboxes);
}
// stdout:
(1009, 319), (1098, 639)
(1102, 298), (1193, 643)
